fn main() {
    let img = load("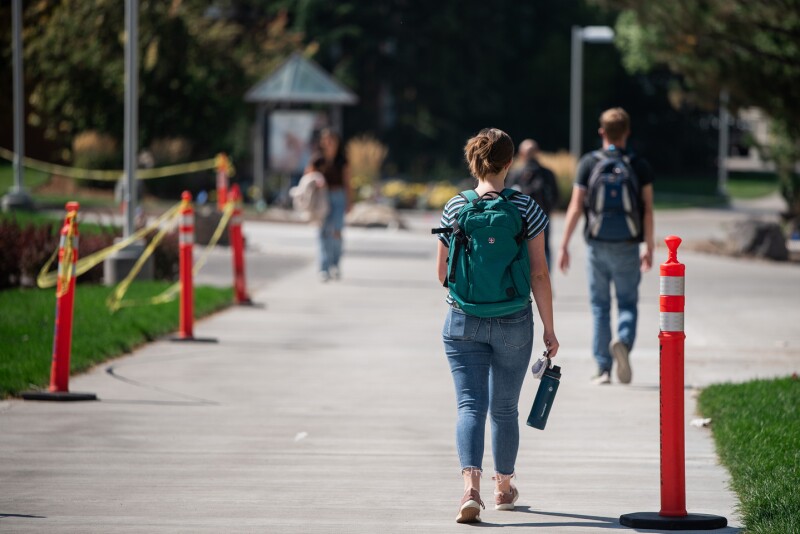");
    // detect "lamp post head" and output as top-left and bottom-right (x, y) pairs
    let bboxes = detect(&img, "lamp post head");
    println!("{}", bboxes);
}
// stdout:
(581, 26), (615, 43)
